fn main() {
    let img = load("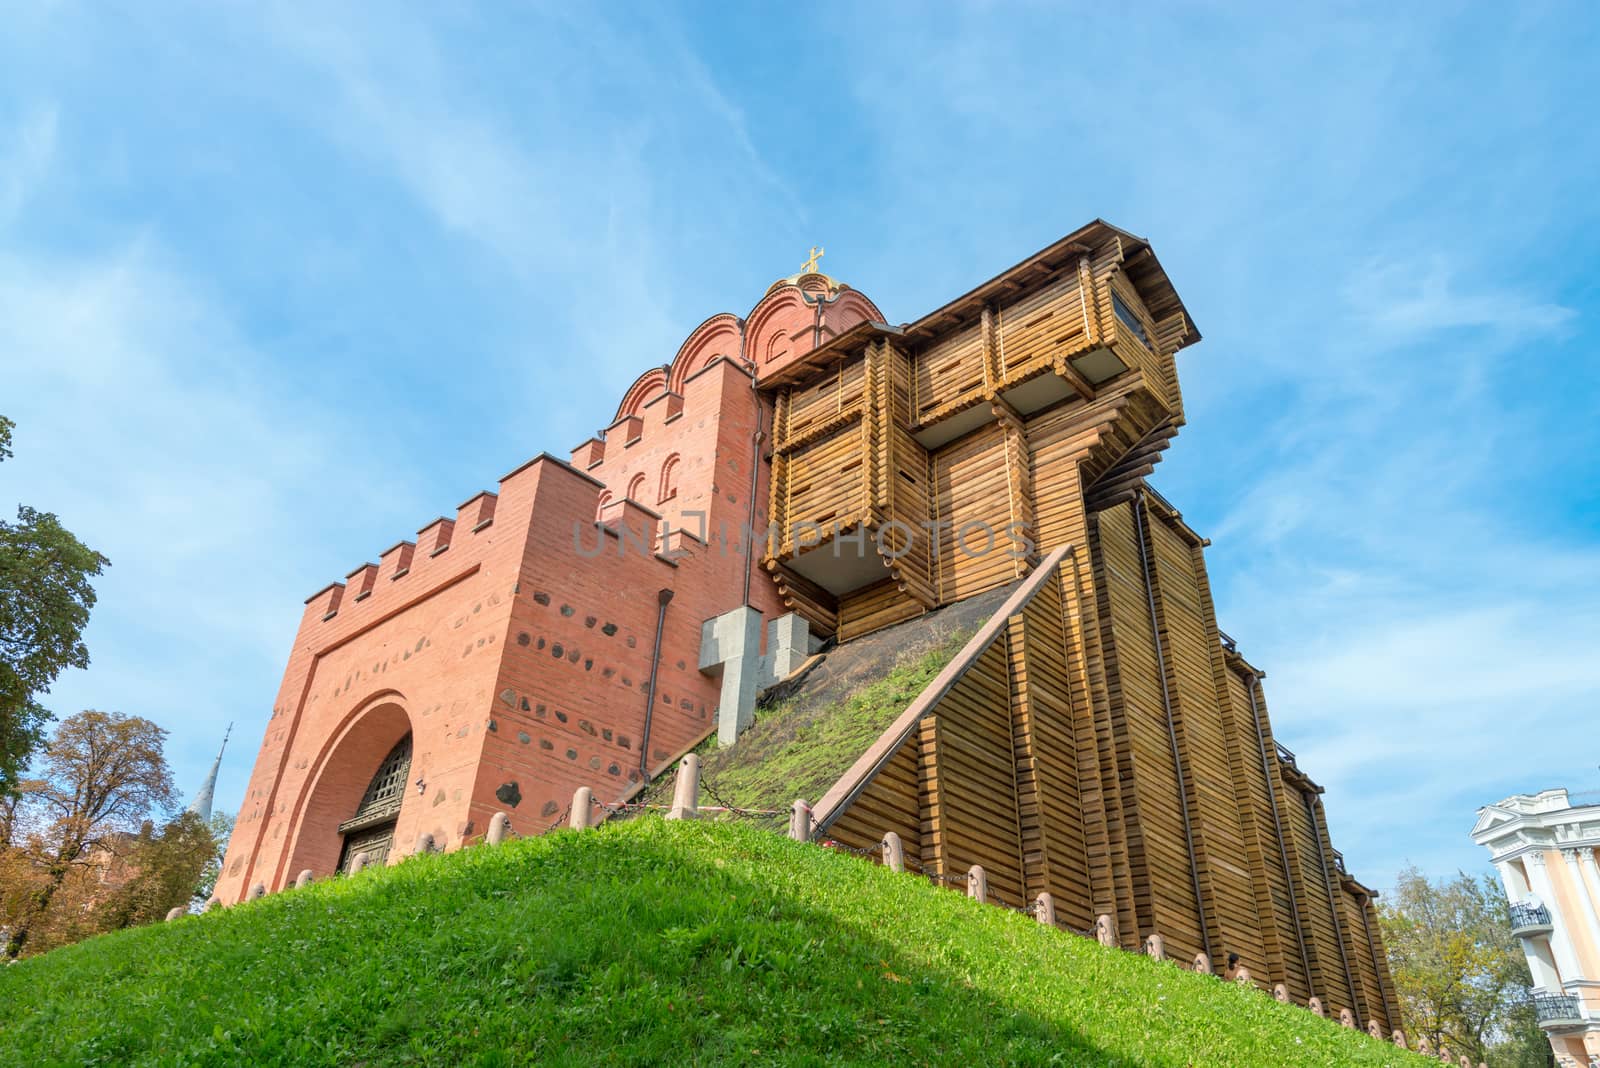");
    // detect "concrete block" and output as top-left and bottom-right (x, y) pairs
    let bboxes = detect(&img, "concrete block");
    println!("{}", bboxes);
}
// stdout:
(699, 605), (763, 746)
